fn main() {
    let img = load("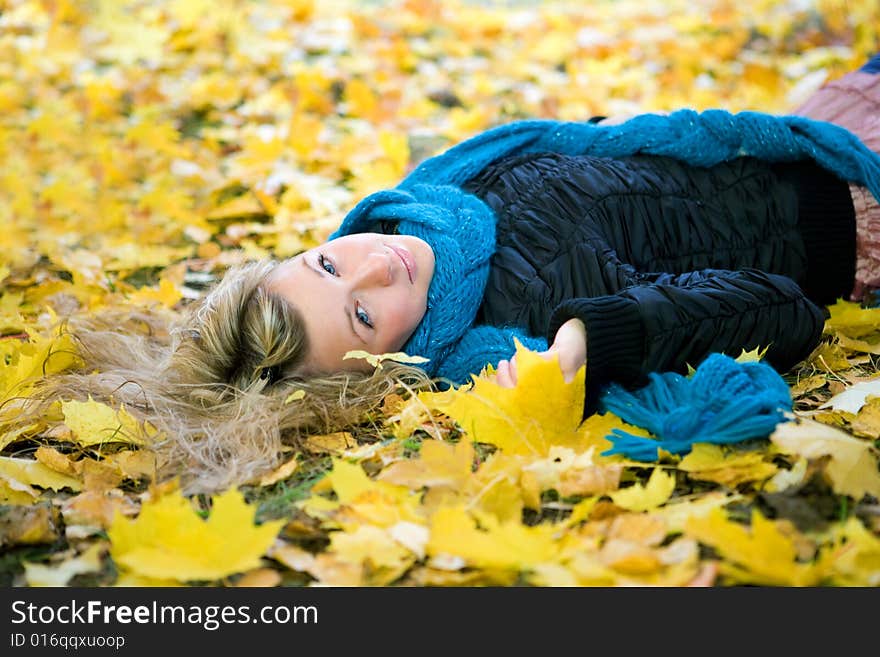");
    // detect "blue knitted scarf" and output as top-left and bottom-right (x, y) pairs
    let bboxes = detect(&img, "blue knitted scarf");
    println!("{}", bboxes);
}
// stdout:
(331, 109), (880, 384)
(599, 352), (793, 460)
